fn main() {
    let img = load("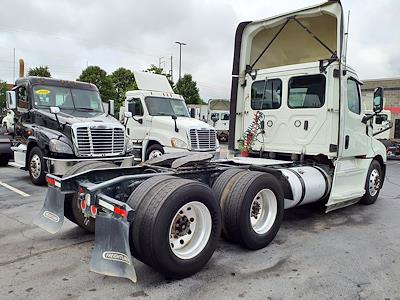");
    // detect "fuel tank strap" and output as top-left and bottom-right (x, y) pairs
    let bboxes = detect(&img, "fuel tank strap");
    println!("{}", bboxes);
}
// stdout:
(285, 168), (306, 206)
